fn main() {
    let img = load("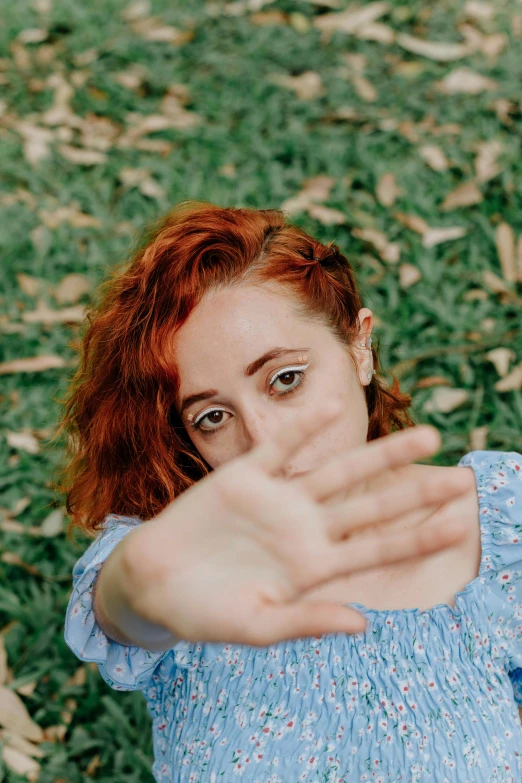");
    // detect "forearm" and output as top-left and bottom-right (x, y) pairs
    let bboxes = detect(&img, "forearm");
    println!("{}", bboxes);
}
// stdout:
(93, 534), (180, 652)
